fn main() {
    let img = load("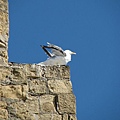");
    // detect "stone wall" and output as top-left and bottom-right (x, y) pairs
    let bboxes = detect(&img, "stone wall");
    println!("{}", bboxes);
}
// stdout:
(0, 0), (77, 120)
(0, 0), (9, 65)
(0, 64), (76, 120)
